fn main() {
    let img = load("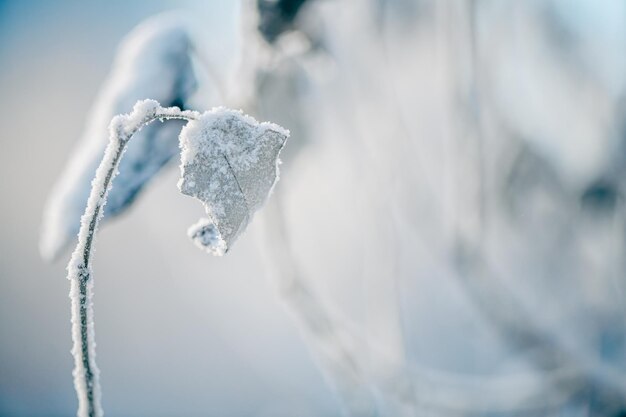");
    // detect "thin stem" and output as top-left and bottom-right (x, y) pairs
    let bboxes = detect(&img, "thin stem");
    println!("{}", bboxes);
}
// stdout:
(66, 102), (196, 417)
